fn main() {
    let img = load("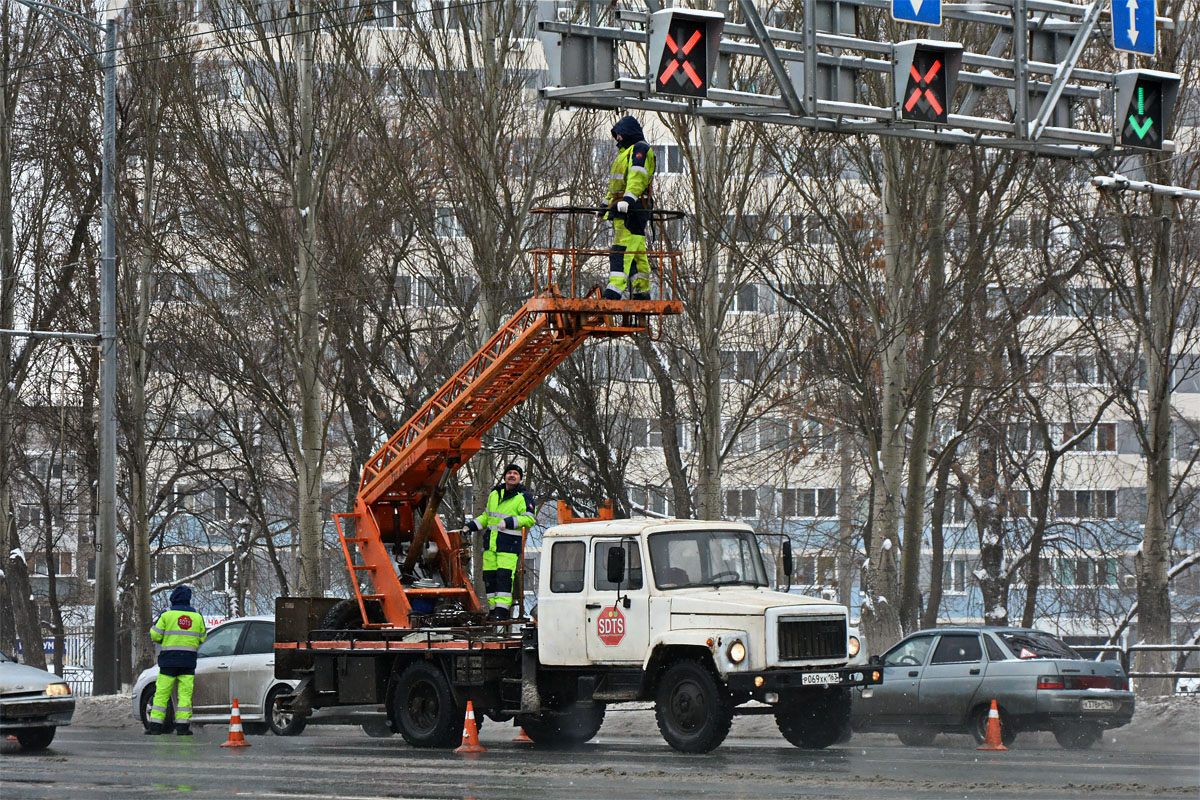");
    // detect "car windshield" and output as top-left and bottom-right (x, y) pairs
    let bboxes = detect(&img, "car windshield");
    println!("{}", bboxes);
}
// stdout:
(648, 529), (769, 589)
(998, 630), (1081, 659)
